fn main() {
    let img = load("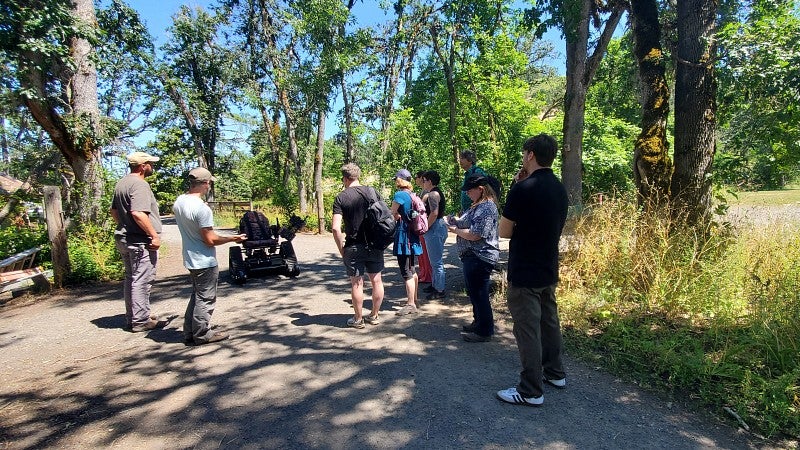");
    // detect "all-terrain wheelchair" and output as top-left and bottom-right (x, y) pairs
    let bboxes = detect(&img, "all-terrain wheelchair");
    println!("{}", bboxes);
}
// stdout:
(228, 212), (305, 284)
